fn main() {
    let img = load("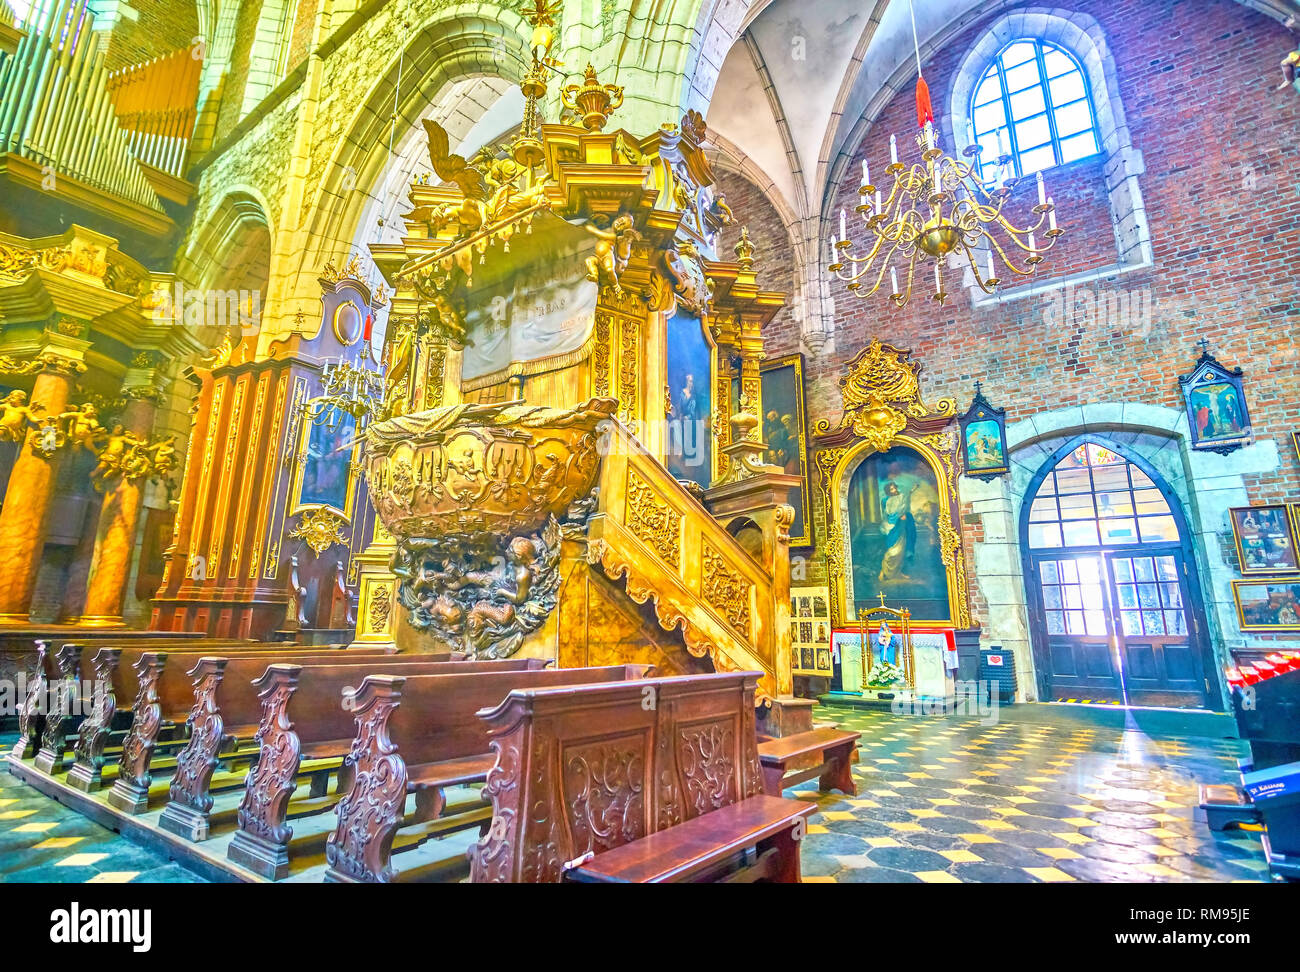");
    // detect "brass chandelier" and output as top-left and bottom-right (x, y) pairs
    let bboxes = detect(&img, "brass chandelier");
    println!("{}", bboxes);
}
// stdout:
(829, 0), (1063, 307)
